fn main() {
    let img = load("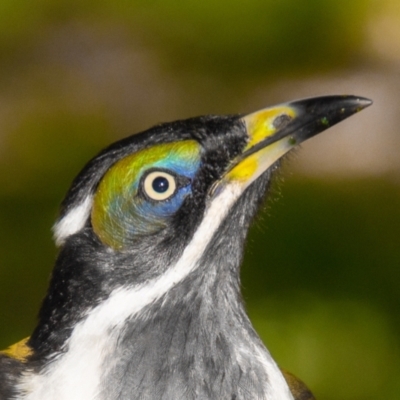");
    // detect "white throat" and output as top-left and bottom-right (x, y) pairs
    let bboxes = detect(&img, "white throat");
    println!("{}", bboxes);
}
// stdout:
(17, 183), (293, 400)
